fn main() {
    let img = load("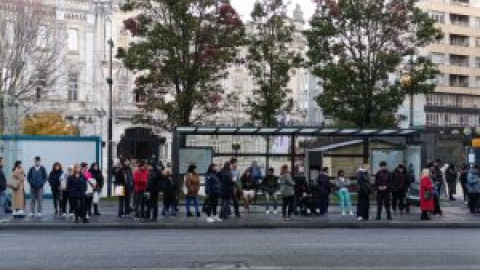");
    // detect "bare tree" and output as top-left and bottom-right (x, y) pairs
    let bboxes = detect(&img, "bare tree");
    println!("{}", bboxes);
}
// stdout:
(0, 0), (62, 132)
